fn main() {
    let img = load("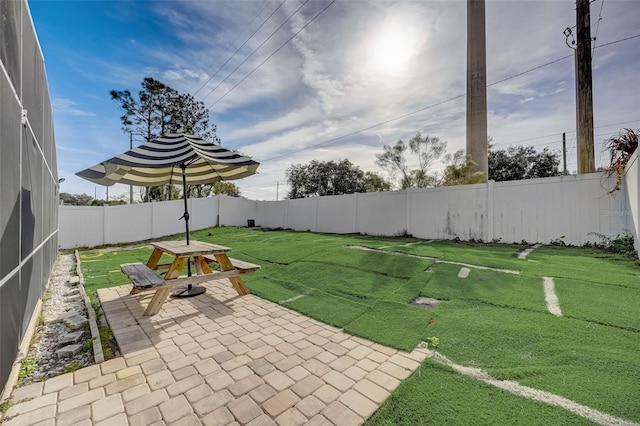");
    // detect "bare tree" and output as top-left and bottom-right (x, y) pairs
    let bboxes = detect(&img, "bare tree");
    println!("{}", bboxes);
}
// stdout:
(111, 78), (221, 201)
(375, 132), (447, 189)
